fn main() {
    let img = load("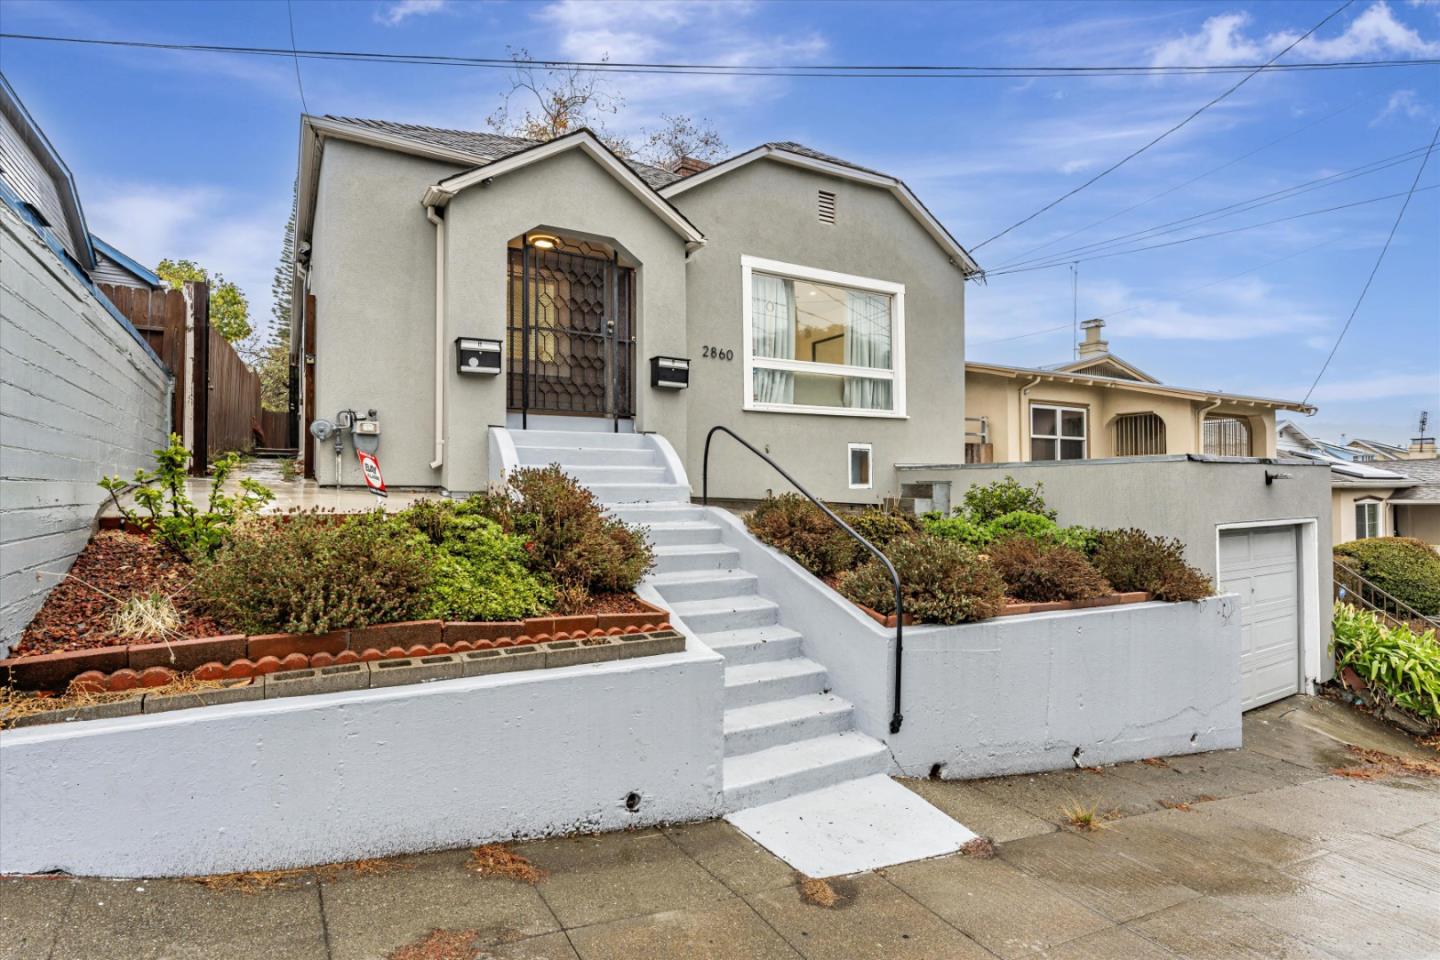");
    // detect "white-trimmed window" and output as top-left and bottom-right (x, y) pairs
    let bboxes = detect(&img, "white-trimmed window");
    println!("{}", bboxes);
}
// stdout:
(742, 256), (906, 418)
(1030, 404), (1086, 460)
(848, 443), (873, 489)
(1355, 500), (1382, 539)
